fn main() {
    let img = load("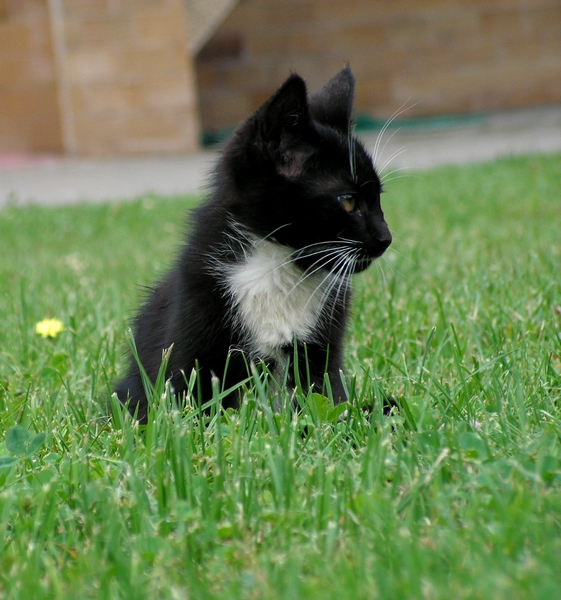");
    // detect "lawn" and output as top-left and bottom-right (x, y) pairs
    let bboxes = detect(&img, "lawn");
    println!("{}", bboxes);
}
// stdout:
(0, 153), (560, 599)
